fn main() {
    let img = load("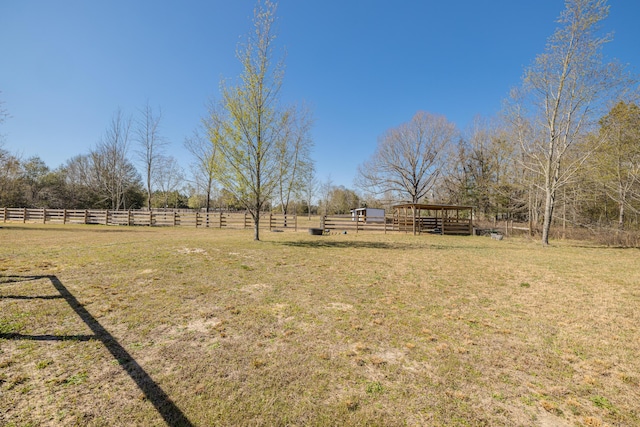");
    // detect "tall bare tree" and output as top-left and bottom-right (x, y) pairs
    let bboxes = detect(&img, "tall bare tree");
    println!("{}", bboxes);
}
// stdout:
(510, 0), (627, 245)
(319, 175), (333, 216)
(206, 1), (311, 240)
(91, 109), (140, 209)
(274, 104), (314, 216)
(300, 163), (318, 219)
(356, 111), (456, 204)
(443, 117), (528, 220)
(0, 91), (8, 126)
(185, 127), (217, 212)
(135, 102), (167, 210)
